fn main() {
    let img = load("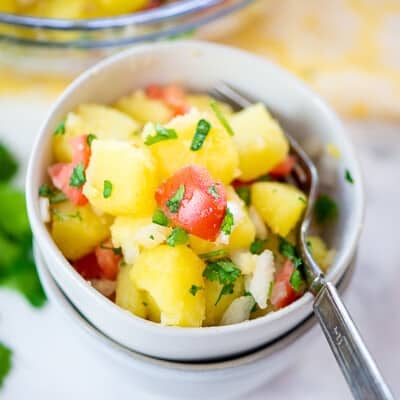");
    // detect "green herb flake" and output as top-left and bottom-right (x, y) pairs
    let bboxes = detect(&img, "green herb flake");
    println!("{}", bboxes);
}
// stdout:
(314, 194), (338, 224)
(190, 119), (211, 151)
(250, 239), (266, 255)
(203, 259), (241, 305)
(53, 120), (66, 136)
(149, 234), (155, 240)
(210, 100), (235, 136)
(144, 124), (178, 146)
(142, 301), (148, 307)
(189, 284), (203, 296)
(0, 342), (12, 388)
(289, 269), (304, 293)
(345, 169), (354, 184)
(278, 237), (302, 268)
(235, 186), (250, 206)
(100, 244), (122, 256)
(120, 260), (127, 267)
(38, 184), (67, 204)
(69, 163), (86, 188)
(152, 209), (169, 226)
(298, 196), (307, 204)
(166, 184), (185, 214)
(199, 249), (228, 260)
(0, 143), (18, 182)
(87, 133), (97, 147)
(166, 227), (188, 247)
(207, 185), (220, 199)
(51, 209), (82, 222)
(103, 180), (113, 199)
(221, 208), (234, 235)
